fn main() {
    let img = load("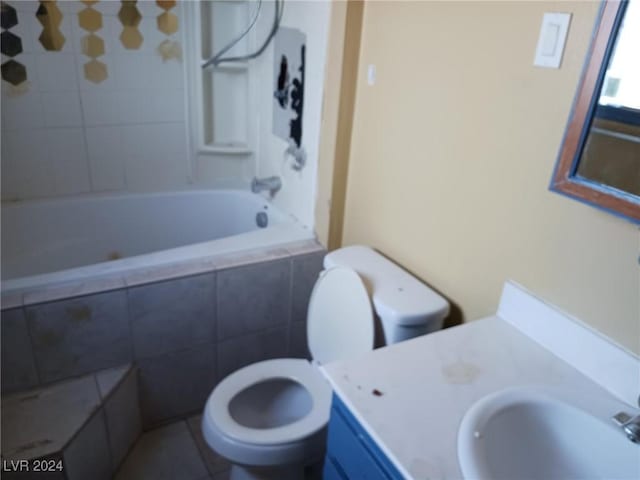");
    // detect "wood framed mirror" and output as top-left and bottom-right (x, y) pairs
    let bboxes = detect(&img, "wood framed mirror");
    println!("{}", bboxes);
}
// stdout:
(551, 0), (640, 224)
